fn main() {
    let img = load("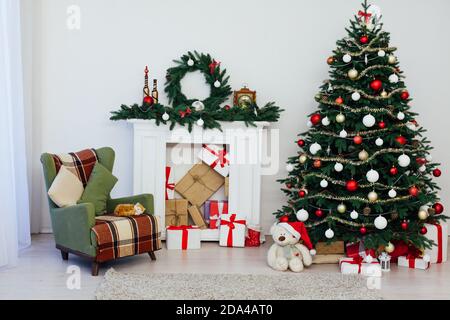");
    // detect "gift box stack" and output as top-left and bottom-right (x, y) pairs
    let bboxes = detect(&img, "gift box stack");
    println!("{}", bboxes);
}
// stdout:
(165, 144), (260, 250)
(339, 241), (382, 277)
